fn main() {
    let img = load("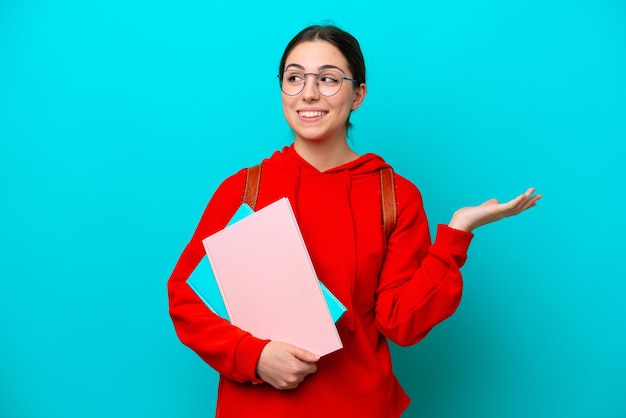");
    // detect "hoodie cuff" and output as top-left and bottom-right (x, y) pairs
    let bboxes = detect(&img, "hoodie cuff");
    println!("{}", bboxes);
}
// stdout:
(234, 334), (271, 384)
(433, 224), (474, 267)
